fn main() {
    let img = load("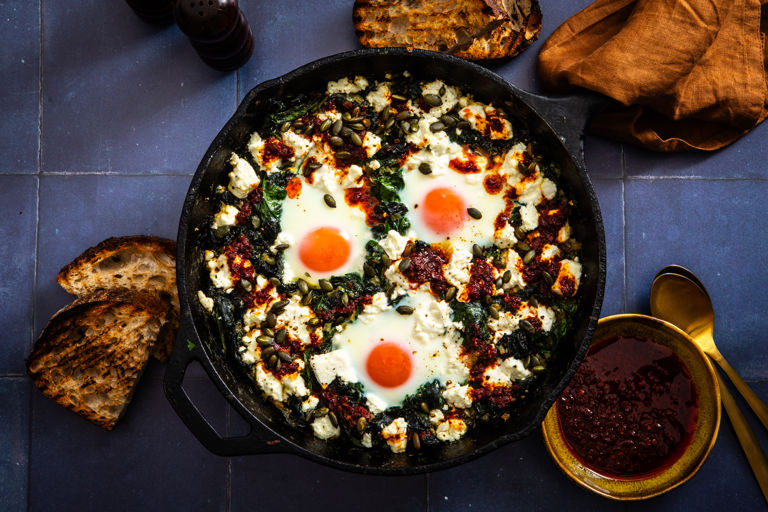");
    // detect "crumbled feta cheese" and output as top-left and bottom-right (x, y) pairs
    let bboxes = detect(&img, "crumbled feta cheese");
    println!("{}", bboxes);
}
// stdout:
(212, 204), (239, 231)
(557, 222), (572, 243)
(429, 409), (445, 425)
(483, 357), (531, 386)
(552, 259), (582, 297)
(542, 178), (557, 200)
(442, 383), (473, 409)
(520, 202), (539, 232)
(228, 153), (260, 199)
(366, 393), (388, 415)
(361, 432), (373, 448)
(379, 229), (410, 260)
(311, 415), (341, 440)
(197, 290), (214, 312)
(381, 417), (408, 453)
(502, 251), (526, 290)
(254, 364), (286, 401)
(342, 164), (364, 188)
(281, 372), (309, 398)
(270, 231), (294, 253)
(436, 418), (468, 442)
(421, 80), (459, 116)
(281, 130), (312, 160)
(444, 246), (473, 289)
(358, 292), (390, 324)
(310, 350), (358, 386)
(301, 395), (319, 413)
(366, 83), (390, 112)
(207, 254), (234, 291)
(362, 132), (382, 158)
(278, 297), (317, 346)
(327, 76), (368, 94)
(494, 223), (518, 249)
